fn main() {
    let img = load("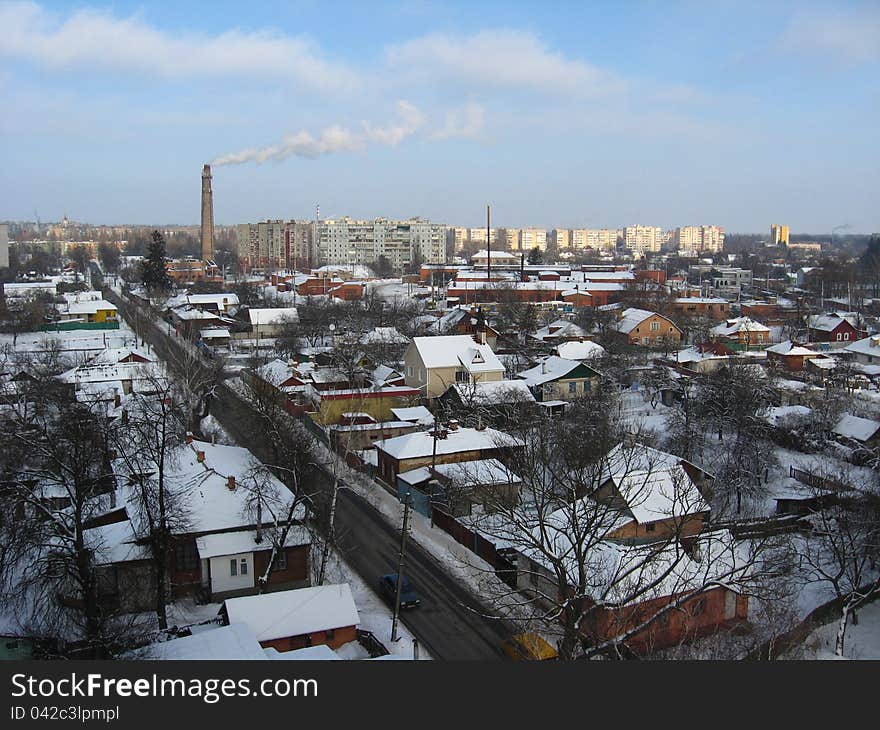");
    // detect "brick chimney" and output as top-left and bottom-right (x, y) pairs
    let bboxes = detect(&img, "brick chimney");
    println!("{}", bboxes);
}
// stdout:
(196, 450), (205, 463)
(227, 475), (236, 490)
